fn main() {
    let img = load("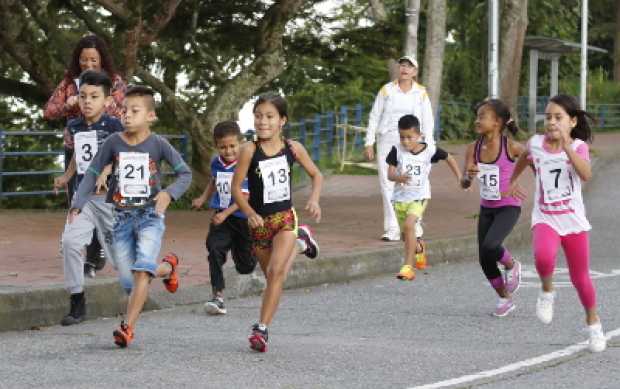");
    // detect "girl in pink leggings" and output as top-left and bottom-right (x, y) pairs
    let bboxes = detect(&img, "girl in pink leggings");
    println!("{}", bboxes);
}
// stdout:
(507, 94), (606, 353)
